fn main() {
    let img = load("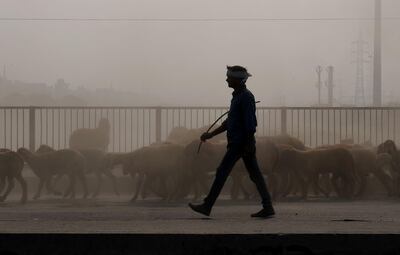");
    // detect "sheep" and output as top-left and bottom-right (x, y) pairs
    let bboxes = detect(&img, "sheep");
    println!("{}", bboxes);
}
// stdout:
(317, 143), (394, 196)
(17, 147), (88, 199)
(258, 135), (307, 198)
(117, 143), (185, 202)
(0, 149), (27, 203)
(276, 147), (356, 199)
(35, 145), (63, 196)
(37, 145), (119, 198)
(260, 134), (306, 151)
(79, 148), (119, 197)
(69, 118), (110, 151)
(377, 140), (400, 195)
(166, 125), (225, 146)
(350, 148), (393, 197)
